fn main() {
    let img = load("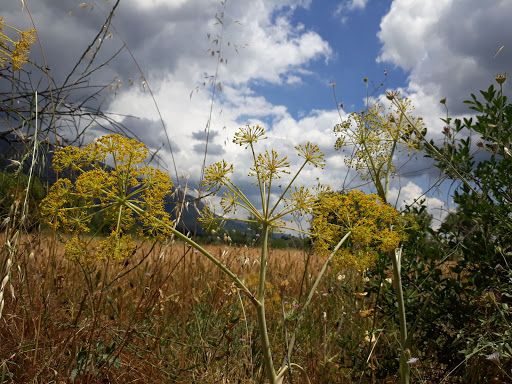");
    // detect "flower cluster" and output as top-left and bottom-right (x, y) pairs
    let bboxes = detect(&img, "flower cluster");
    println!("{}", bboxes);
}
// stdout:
(296, 142), (325, 168)
(0, 18), (36, 71)
(201, 125), (325, 233)
(41, 134), (173, 262)
(311, 190), (401, 271)
(251, 149), (291, 185)
(333, 98), (425, 199)
(233, 124), (266, 148)
(334, 104), (391, 177)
